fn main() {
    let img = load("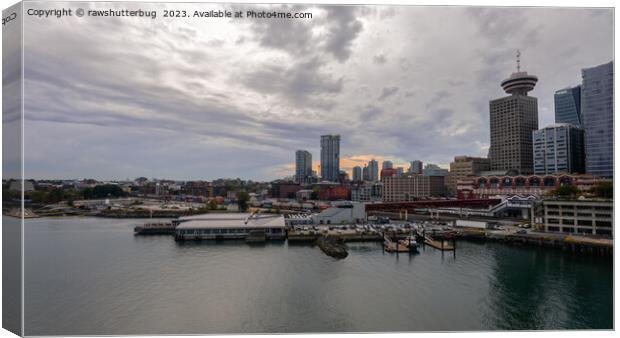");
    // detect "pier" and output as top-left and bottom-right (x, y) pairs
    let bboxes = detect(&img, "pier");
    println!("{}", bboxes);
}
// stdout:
(134, 222), (175, 235)
(413, 228), (456, 251)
